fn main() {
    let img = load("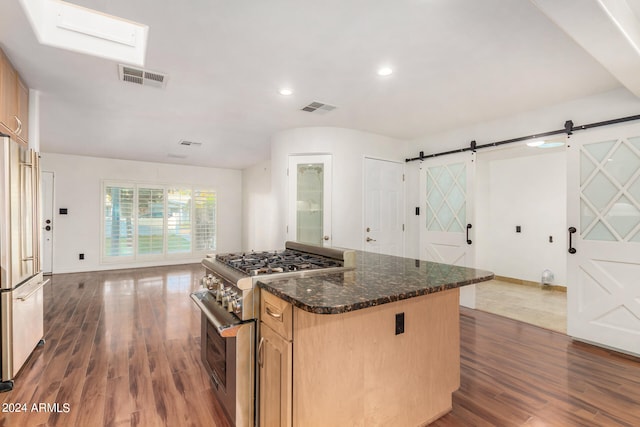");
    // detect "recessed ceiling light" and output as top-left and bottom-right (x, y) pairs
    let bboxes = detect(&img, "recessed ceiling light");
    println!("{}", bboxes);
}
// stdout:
(538, 141), (565, 148)
(526, 140), (545, 147)
(526, 139), (565, 148)
(279, 88), (293, 96)
(377, 67), (393, 76)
